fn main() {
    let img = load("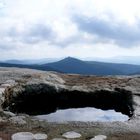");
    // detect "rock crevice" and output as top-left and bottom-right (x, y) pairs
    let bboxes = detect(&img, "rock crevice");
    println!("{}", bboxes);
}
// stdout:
(2, 83), (134, 118)
(0, 67), (140, 120)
